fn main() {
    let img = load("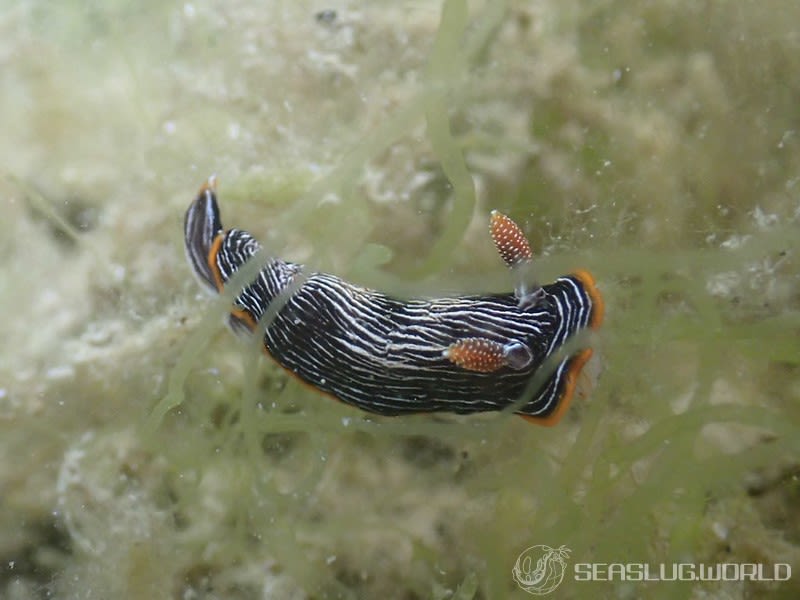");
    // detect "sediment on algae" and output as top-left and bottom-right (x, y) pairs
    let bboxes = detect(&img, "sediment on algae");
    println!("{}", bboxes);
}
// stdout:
(0, 0), (798, 598)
